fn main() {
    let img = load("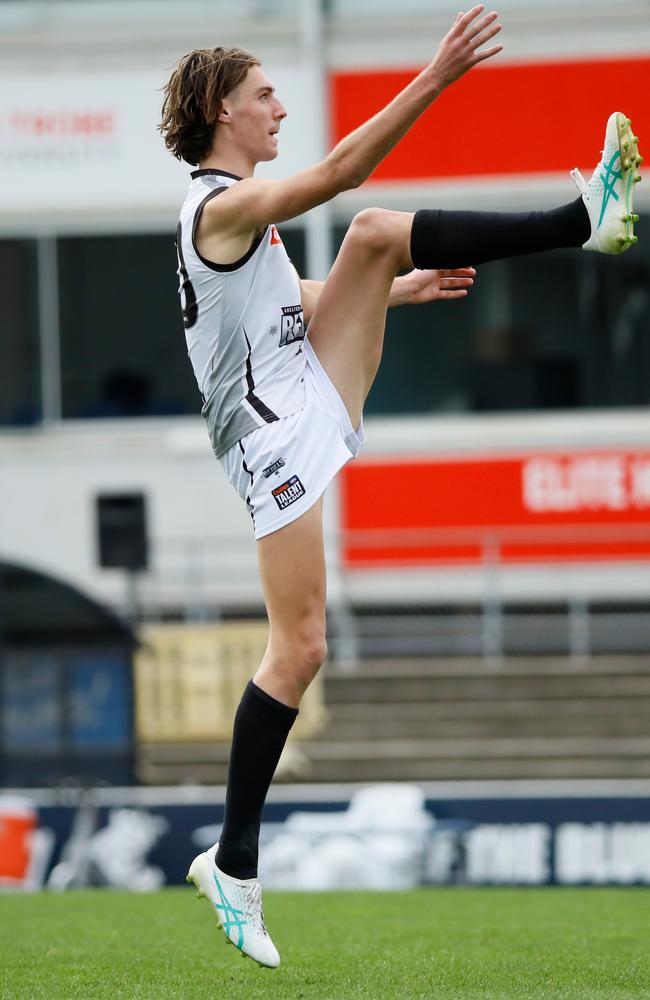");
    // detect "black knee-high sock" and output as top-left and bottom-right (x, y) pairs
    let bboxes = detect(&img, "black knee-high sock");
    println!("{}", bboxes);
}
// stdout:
(216, 680), (298, 880)
(409, 198), (590, 269)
